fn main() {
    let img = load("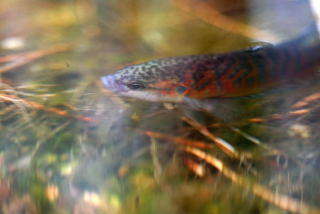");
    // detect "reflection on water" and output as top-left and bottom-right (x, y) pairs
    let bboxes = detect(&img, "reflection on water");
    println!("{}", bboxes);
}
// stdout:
(1, 0), (320, 213)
